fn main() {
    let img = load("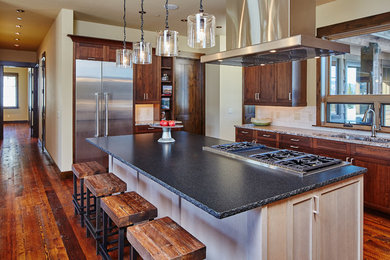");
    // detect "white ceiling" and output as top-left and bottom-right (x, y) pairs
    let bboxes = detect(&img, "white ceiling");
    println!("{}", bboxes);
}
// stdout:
(0, 0), (226, 51)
